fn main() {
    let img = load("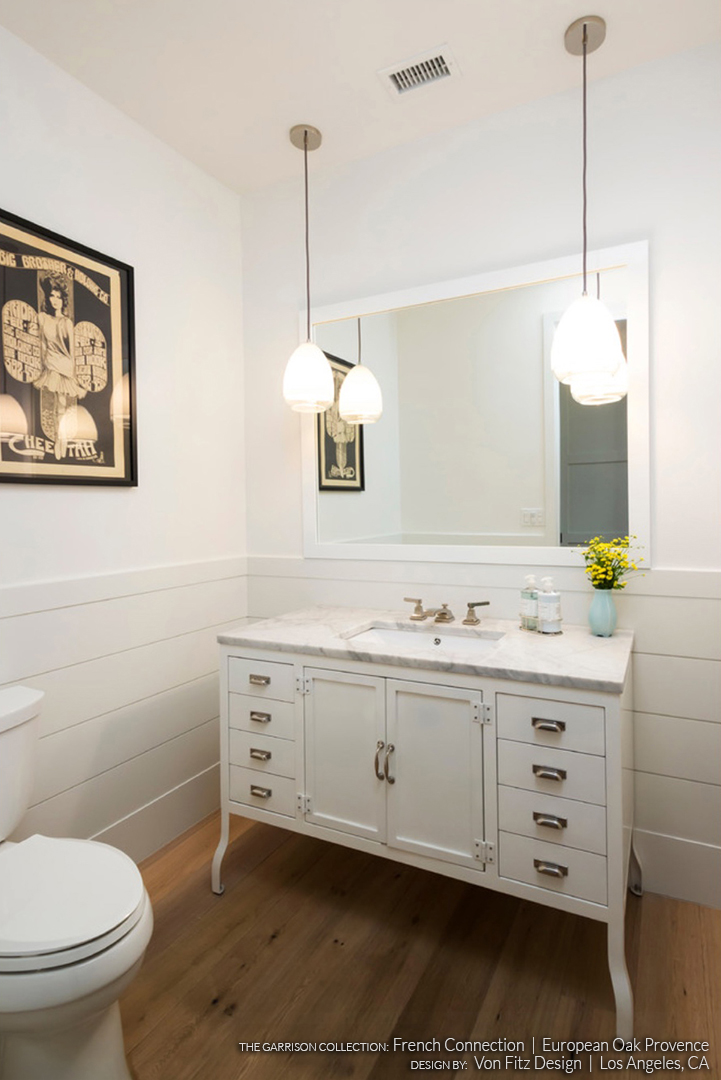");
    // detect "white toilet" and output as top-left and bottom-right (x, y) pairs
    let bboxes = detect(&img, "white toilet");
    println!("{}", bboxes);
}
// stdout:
(0, 686), (153, 1080)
